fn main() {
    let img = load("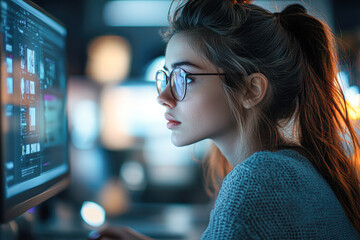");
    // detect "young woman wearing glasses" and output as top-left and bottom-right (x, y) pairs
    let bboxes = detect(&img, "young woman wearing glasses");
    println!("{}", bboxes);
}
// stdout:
(91, 0), (360, 239)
